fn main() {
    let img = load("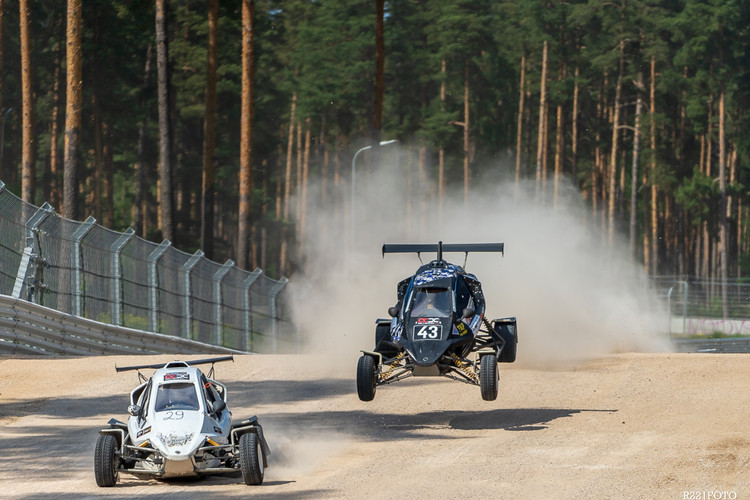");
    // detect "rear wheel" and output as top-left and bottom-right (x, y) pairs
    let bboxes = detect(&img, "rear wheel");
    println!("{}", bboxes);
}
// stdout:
(480, 354), (498, 401)
(356, 354), (377, 401)
(94, 434), (119, 487)
(239, 432), (264, 485)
